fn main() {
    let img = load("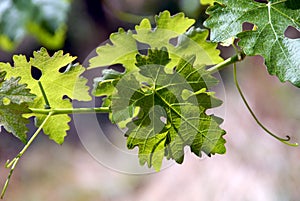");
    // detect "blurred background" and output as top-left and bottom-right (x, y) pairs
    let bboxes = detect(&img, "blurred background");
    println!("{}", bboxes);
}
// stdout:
(1, 0), (300, 200)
